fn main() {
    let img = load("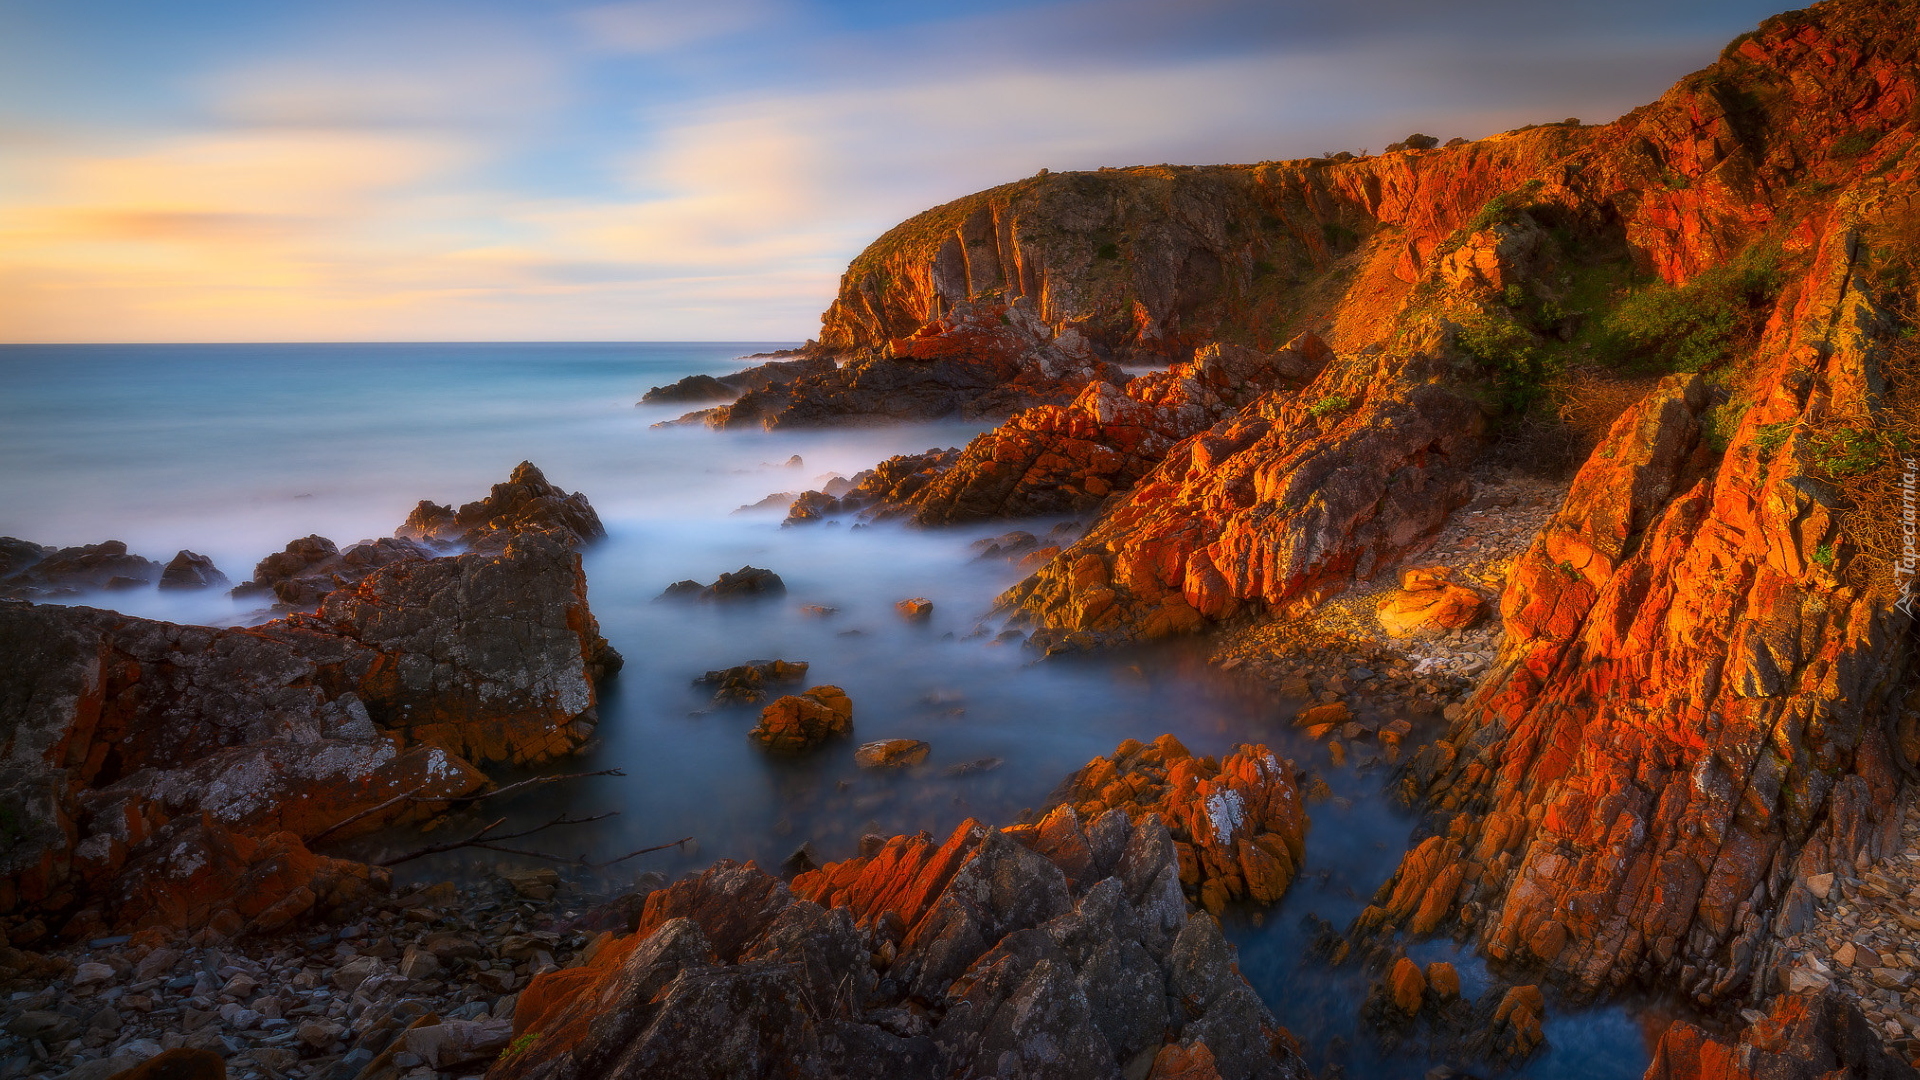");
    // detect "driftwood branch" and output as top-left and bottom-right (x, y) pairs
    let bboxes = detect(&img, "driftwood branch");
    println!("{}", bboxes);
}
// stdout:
(310, 769), (627, 846)
(375, 811), (685, 872)
(409, 768), (627, 805)
(310, 782), (432, 844)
